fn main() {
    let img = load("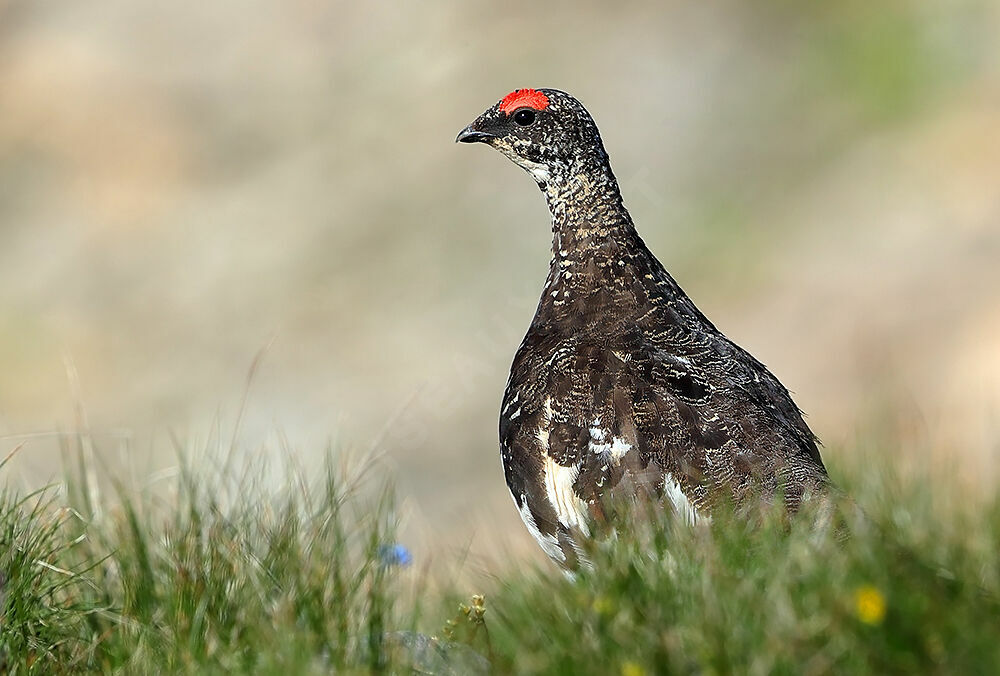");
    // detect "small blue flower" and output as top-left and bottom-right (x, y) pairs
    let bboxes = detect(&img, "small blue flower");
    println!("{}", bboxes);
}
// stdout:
(378, 543), (413, 568)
